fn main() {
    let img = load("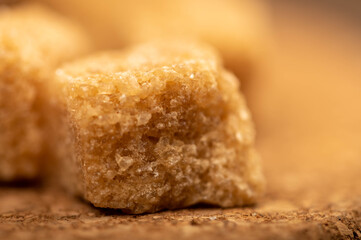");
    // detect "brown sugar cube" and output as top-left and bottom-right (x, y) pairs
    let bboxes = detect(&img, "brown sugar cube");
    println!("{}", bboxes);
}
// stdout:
(0, 4), (91, 181)
(55, 40), (264, 214)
